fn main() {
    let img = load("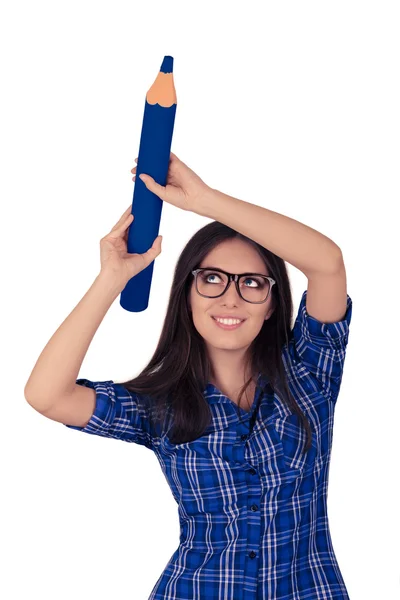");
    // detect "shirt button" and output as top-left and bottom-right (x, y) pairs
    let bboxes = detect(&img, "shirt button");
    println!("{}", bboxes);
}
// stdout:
(240, 434), (248, 441)
(250, 504), (258, 512)
(249, 551), (257, 559)
(249, 468), (256, 475)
